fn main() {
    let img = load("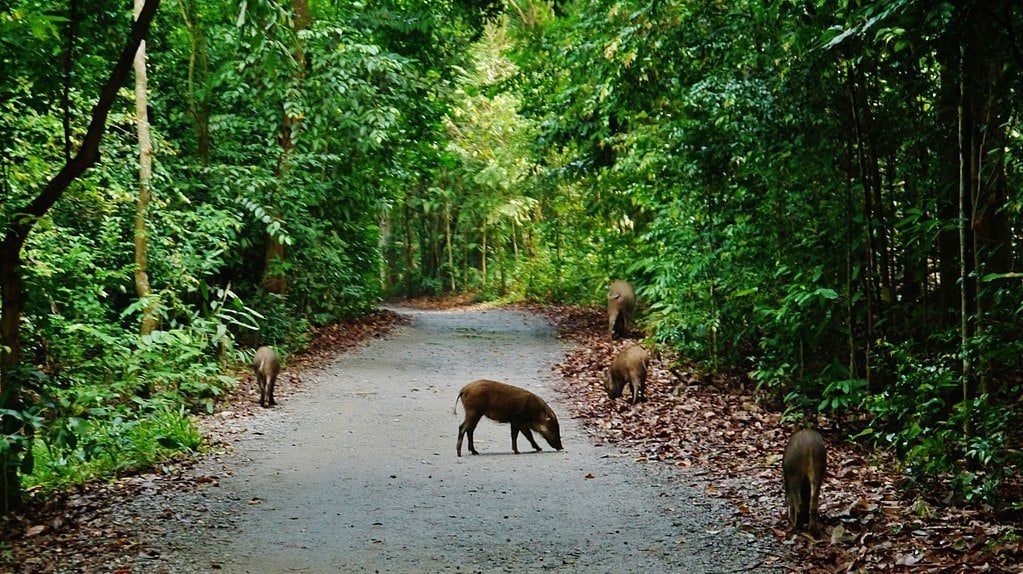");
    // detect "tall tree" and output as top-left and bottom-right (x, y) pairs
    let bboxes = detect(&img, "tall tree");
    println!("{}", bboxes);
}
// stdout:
(134, 0), (159, 336)
(261, 0), (310, 295)
(0, 0), (162, 513)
